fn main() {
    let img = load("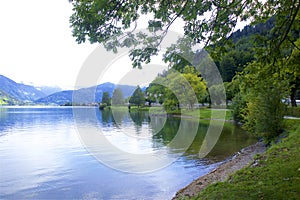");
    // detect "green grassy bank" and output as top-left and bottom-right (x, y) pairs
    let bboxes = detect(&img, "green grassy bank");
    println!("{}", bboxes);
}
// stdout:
(192, 119), (300, 200)
(107, 106), (233, 121)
